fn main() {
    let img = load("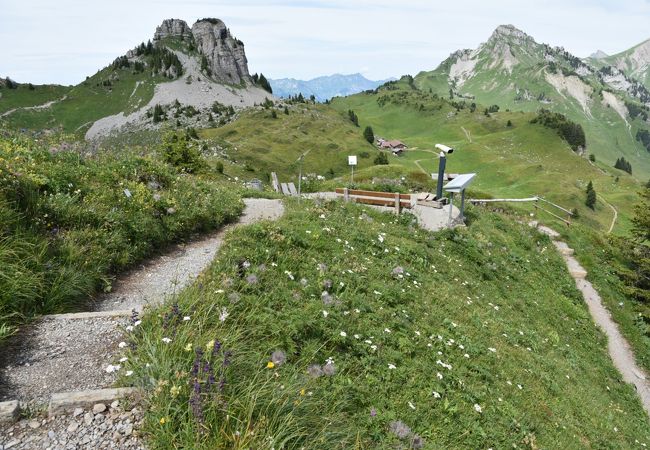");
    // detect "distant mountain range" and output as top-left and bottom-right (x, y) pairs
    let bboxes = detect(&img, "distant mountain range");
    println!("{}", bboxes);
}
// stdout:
(269, 73), (395, 102)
